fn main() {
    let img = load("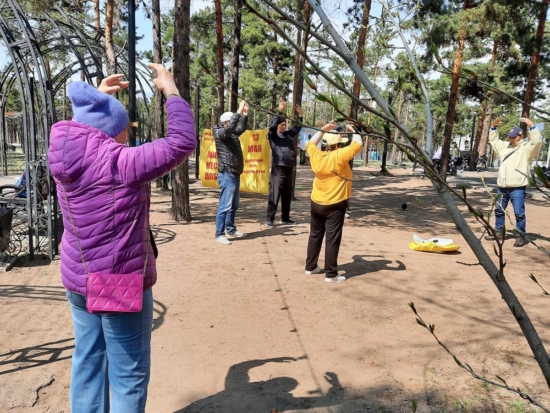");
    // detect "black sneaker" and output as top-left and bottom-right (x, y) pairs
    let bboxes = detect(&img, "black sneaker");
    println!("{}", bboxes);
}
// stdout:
(265, 220), (275, 227)
(279, 219), (296, 225)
